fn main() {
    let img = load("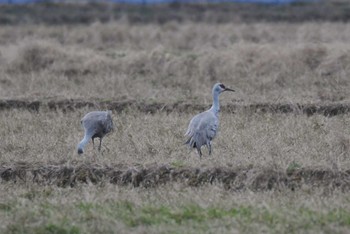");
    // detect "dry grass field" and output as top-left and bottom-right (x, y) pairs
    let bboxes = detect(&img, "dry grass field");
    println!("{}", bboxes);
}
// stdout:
(1, 22), (350, 104)
(1, 3), (350, 233)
